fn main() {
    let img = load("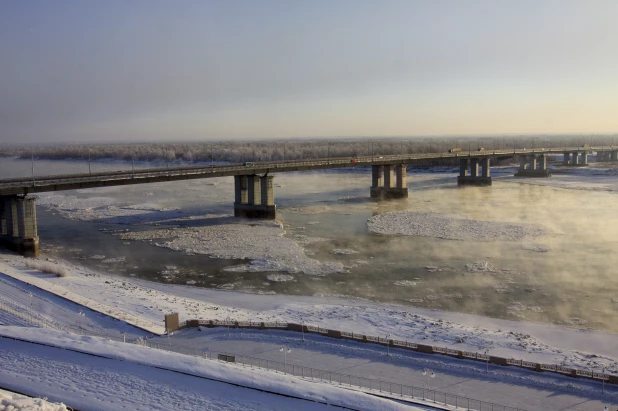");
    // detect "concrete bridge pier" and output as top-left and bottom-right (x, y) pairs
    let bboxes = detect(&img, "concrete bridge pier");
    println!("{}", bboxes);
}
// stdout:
(233, 175), (276, 219)
(562, 152), (571, 165)
(370, 164), (408, 199)
(581, 152), (589, 165)
(457, 158), (492, 186)
(572, 152), (580, 166)
(515, 155), (551, 177)
(612, 151), (618, 162)
(0, 195), (39, 257)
